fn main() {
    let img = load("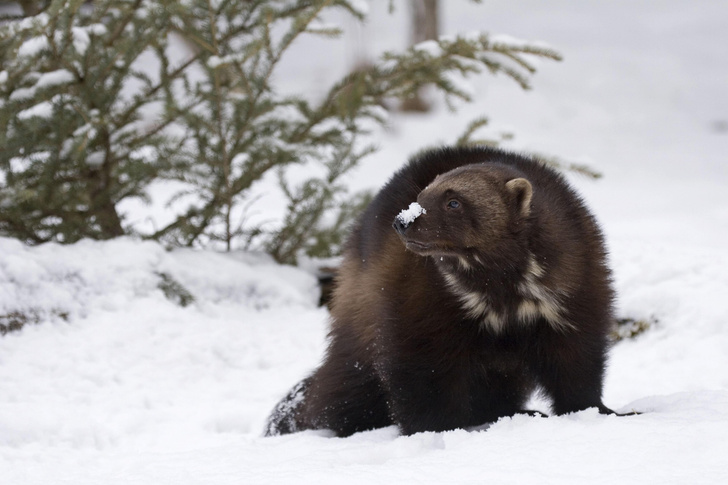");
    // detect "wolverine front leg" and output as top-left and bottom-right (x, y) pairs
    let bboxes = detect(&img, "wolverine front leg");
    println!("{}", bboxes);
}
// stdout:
(301, 341), (392, 437)
(264, 376), (312, 436)
(532, 330), (612, 415)
(265, 337), (392, 437)
(378, 360), (474, 435)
